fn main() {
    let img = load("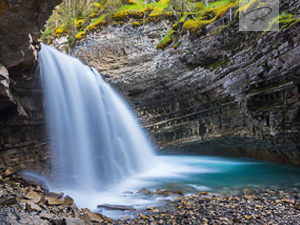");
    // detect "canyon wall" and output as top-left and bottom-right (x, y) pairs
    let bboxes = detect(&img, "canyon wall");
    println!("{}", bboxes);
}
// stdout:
(70, 1), (300, 166)
(0, 0), (299, 170)
(0, 0), (61, 171)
